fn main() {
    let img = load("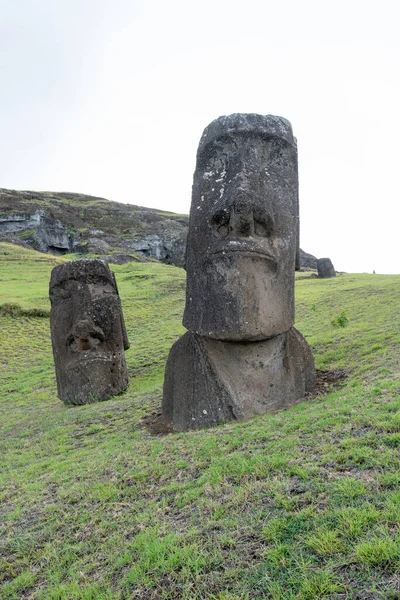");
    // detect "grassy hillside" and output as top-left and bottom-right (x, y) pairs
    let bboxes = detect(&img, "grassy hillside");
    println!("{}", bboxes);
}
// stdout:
(0, 188), (188, 234)
(1, 242), (400, 599)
